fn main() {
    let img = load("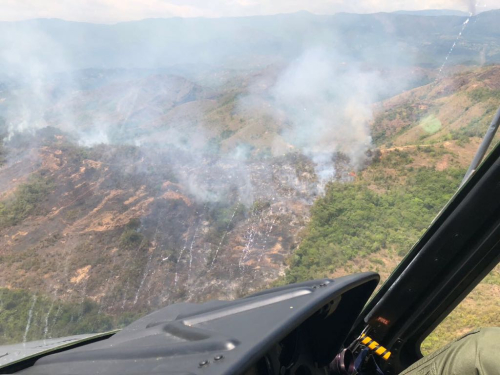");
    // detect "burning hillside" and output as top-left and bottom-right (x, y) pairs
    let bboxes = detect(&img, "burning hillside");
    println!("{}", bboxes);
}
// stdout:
(0, 132), (358, 317)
